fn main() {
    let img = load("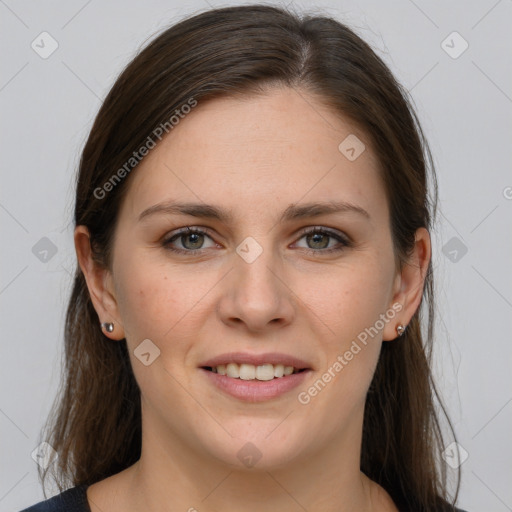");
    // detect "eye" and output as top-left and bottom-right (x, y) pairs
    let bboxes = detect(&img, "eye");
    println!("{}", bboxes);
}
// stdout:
(293, 227), (351, 254)
(162, 227), (217, 254)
